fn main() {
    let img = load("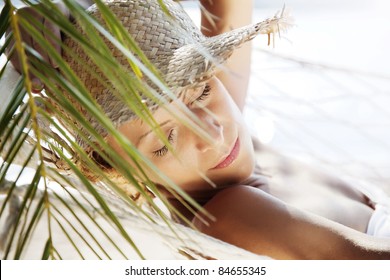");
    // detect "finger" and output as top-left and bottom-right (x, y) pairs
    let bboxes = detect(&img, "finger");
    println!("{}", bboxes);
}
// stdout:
(23, 9), (51, 67)
(20, 9), (46, 92)
(8, 42), (43, 92)
(6, 40), (22, 74)
(32, 36), (50, 65)
(5, 20), (35, 75)
(23, 8), (51, 92)
(43, 18), (62, 68)
(5, 7), (47, 92)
